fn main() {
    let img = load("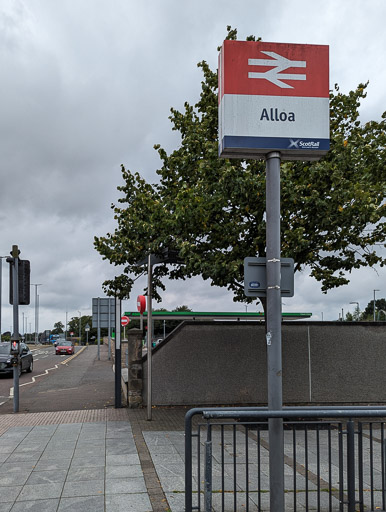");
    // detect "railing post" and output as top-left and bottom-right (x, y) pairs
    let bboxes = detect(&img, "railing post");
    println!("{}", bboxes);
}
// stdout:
(185, 410), (194, 512)
(383, 437), (386, 511)
(347, 419), (356, 512)
(204, 424), (212, 512)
